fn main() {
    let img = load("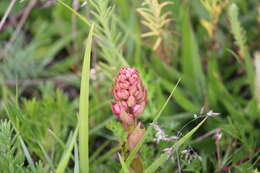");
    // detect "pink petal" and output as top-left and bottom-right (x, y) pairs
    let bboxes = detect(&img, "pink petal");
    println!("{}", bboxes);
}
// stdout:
(127, 95), (136, 107)
(132, 102), (145, 115)
(111, 103), (121, 116)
